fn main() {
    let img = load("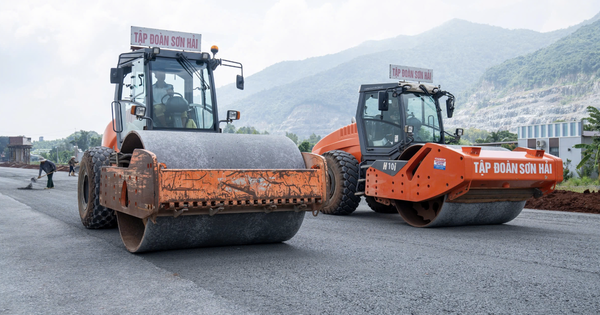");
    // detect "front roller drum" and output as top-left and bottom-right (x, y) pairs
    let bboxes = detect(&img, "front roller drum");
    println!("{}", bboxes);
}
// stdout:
(114, 131), (315, 252)
(117, 211), (305, 253)
(394, 195), (525, 228)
